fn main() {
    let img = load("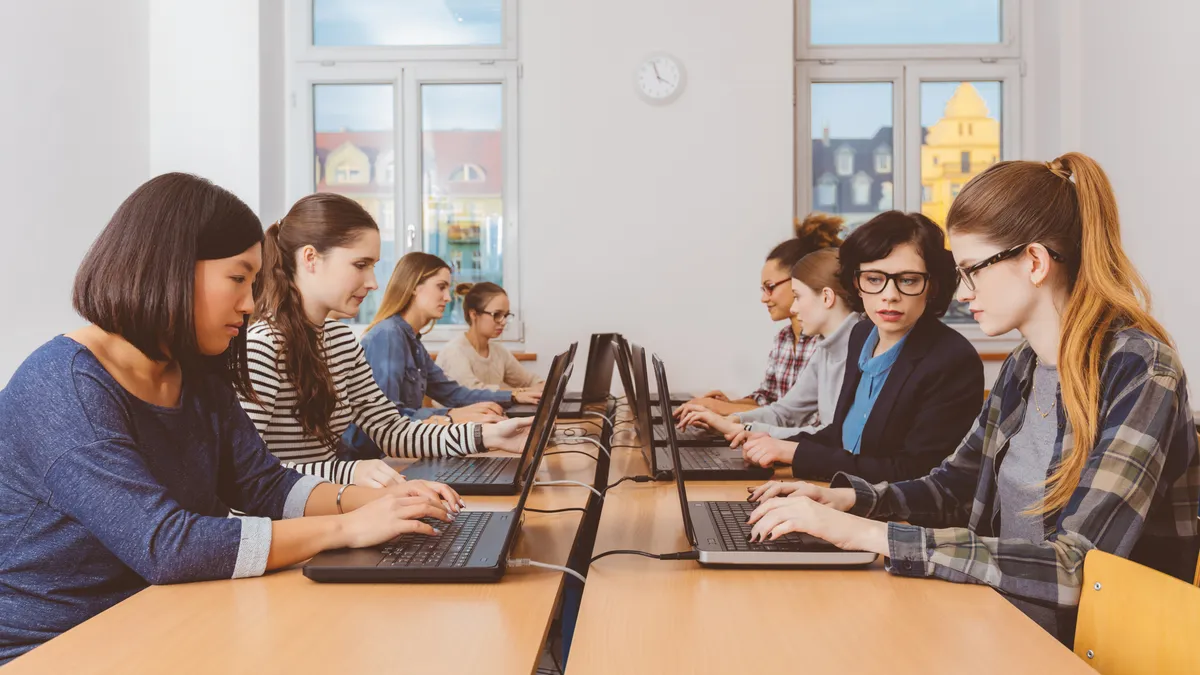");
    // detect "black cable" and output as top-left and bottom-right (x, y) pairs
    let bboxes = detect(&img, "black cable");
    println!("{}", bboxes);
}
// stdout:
(609, 444), (641, 450)
(589, 549), (701, 564)
(543, 450), (598, 460)
(606, 475), (656, 490)
(525, 507), (588, 515)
